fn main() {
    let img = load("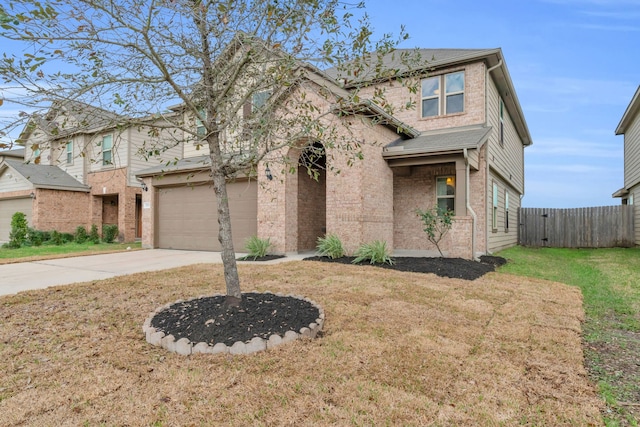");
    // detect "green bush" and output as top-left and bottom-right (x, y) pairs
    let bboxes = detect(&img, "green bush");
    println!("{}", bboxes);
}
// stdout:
(416, 206), (454, 257)
(243, 235), (271, 260)
(316, 234), (345, 259)
(50, 230), (64, 246)
(74, 226), (88, 243)
(89, 224), (100, 244)
(102, 224), (119, 243)
(352, 240), (394, 265)
(26, 227), (43, 246)
(7, 212), (29, 248)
